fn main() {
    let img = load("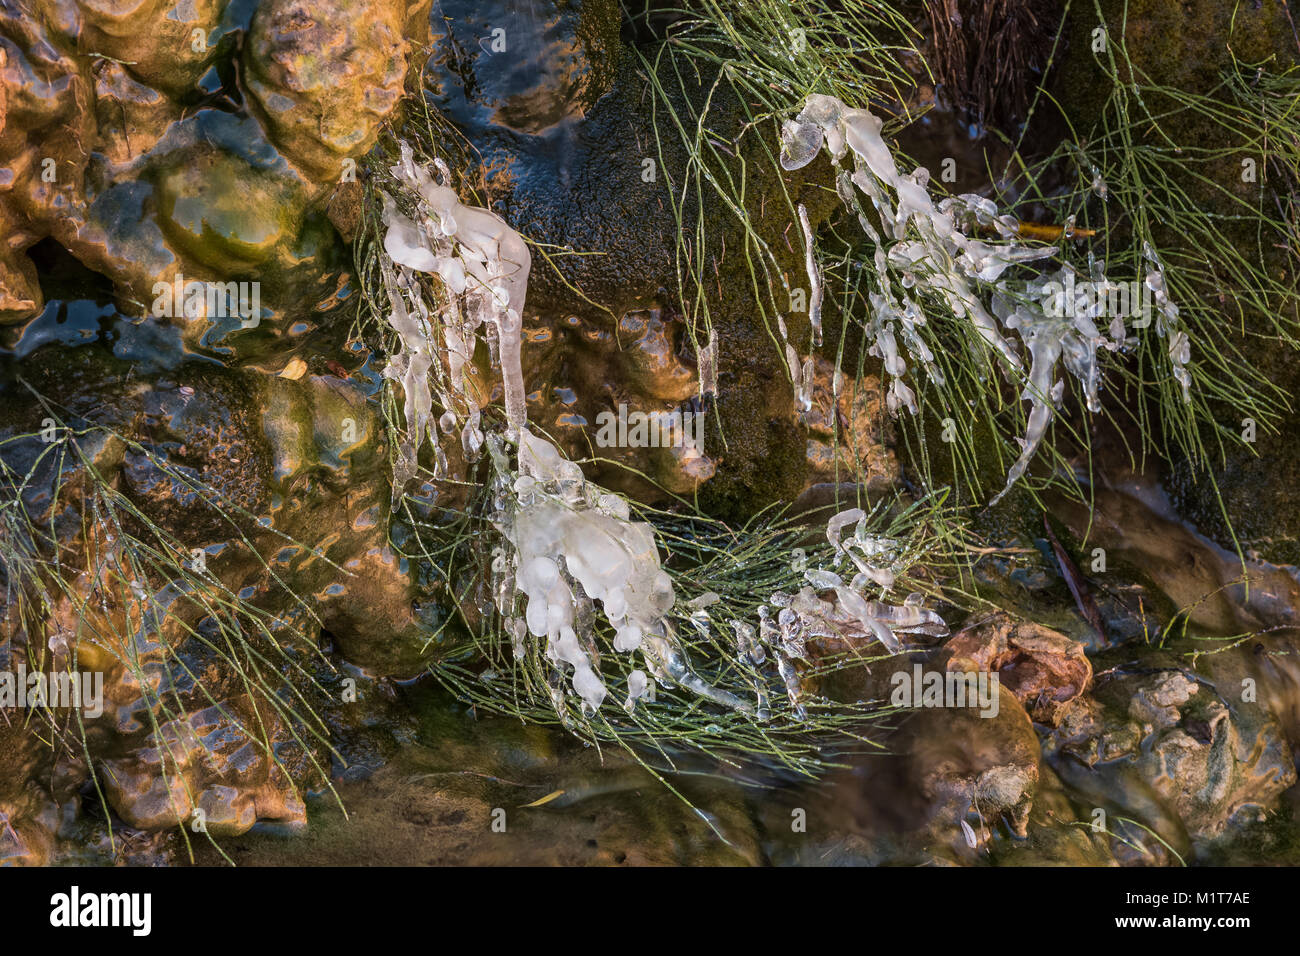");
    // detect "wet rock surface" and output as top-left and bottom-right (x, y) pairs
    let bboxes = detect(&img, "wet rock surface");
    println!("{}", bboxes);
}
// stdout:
(192, 683), (763, 866)
(1047, 662), (1296, 860)
(0, 0), (411, 346)
(421, 0), (857, 516)
(245, 0), (419, 180)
